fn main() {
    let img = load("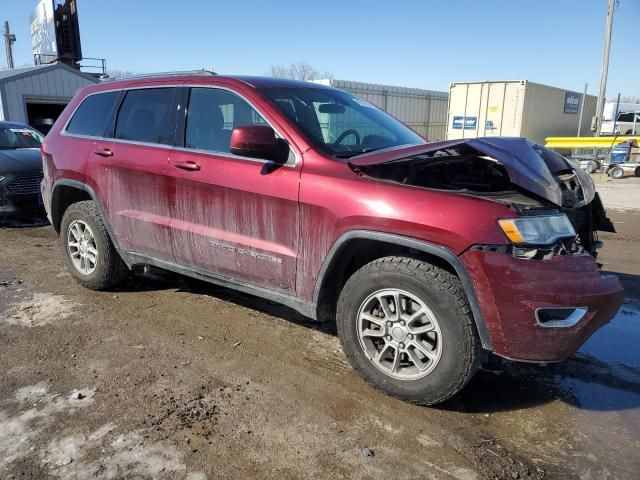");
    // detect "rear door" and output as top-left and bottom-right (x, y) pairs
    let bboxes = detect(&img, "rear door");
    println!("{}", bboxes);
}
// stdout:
(167, 86), (301, 294)
(88, 86), (179, 262)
